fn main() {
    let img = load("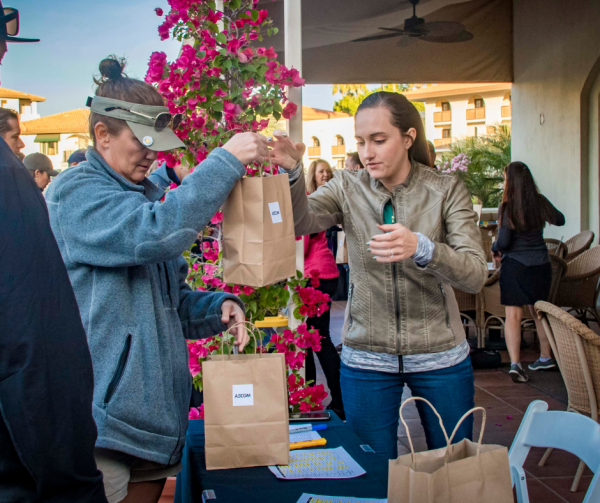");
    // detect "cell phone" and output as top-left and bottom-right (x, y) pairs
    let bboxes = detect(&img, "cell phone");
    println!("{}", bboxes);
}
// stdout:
(289, 411), (331, 422)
